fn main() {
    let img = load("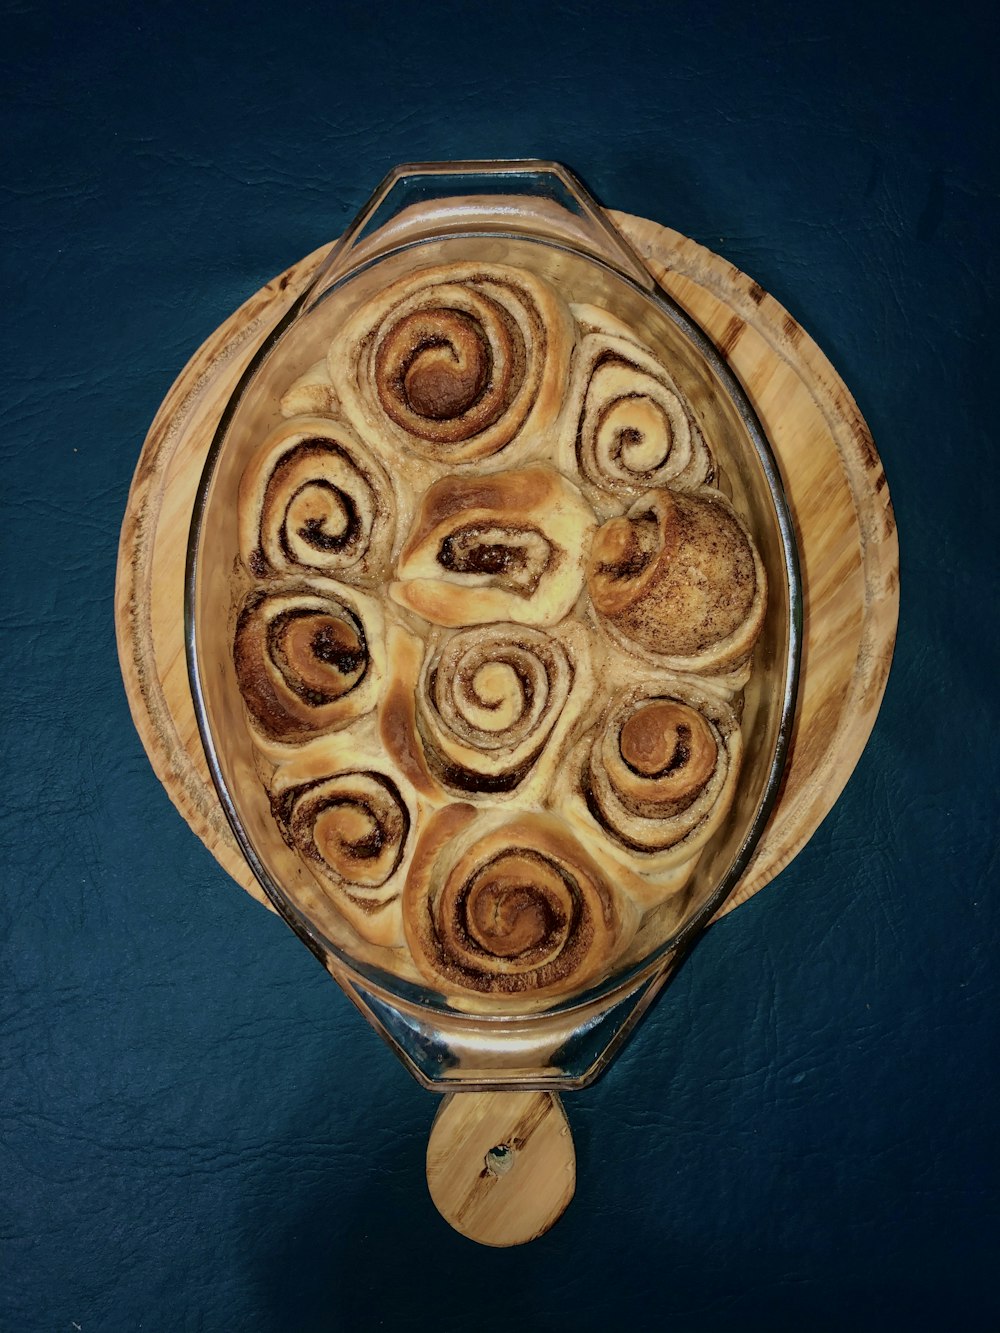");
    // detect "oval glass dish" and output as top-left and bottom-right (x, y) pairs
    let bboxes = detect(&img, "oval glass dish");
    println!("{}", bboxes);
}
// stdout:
(186, 161), (801, 1088)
